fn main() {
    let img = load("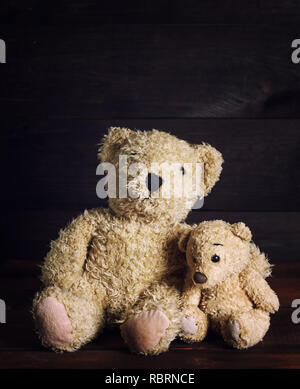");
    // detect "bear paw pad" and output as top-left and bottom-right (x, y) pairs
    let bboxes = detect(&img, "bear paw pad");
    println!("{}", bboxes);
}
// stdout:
(181, 316), (198, 335)
(121, 310), (169, 353)
(36, 297), (73, 348)
(226, 319), (241, 343)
